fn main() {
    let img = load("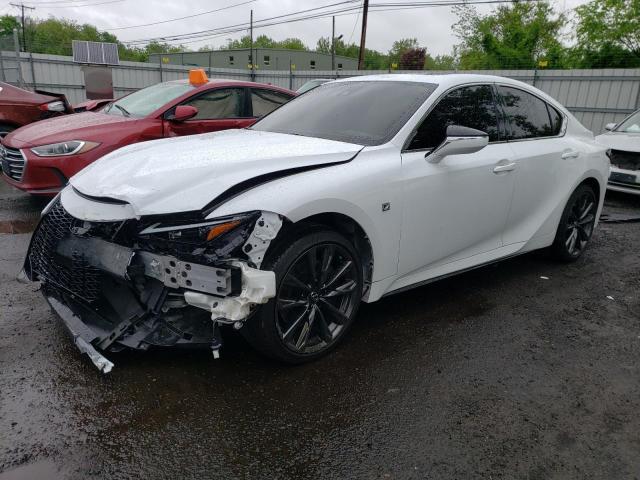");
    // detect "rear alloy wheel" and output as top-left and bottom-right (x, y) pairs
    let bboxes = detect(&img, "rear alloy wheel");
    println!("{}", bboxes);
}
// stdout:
(242, 229), (363, 363)
(550, 184), (597, 261)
